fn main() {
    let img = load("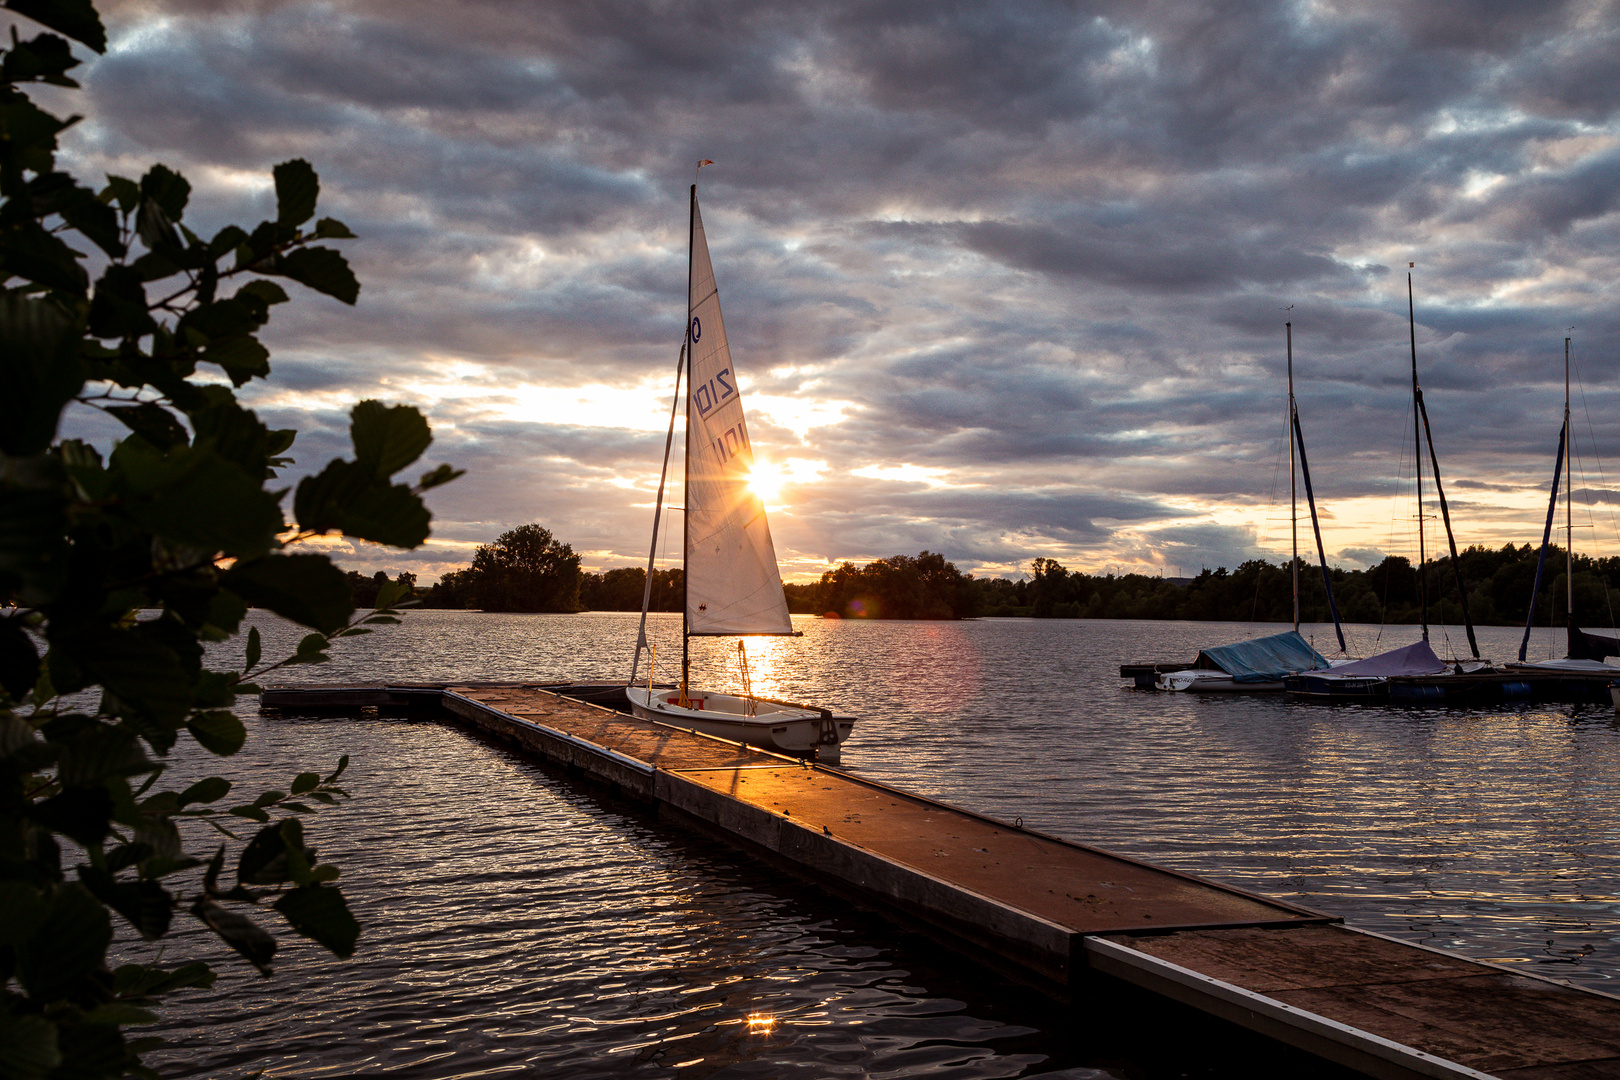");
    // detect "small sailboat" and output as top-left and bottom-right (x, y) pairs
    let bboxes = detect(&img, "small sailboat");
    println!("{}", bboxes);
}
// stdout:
(625, 175), (854, 761)
(1291, 270), (1486, 699)
(1158, 320), (1340, 692)
(1511, 334), (1620, 681)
